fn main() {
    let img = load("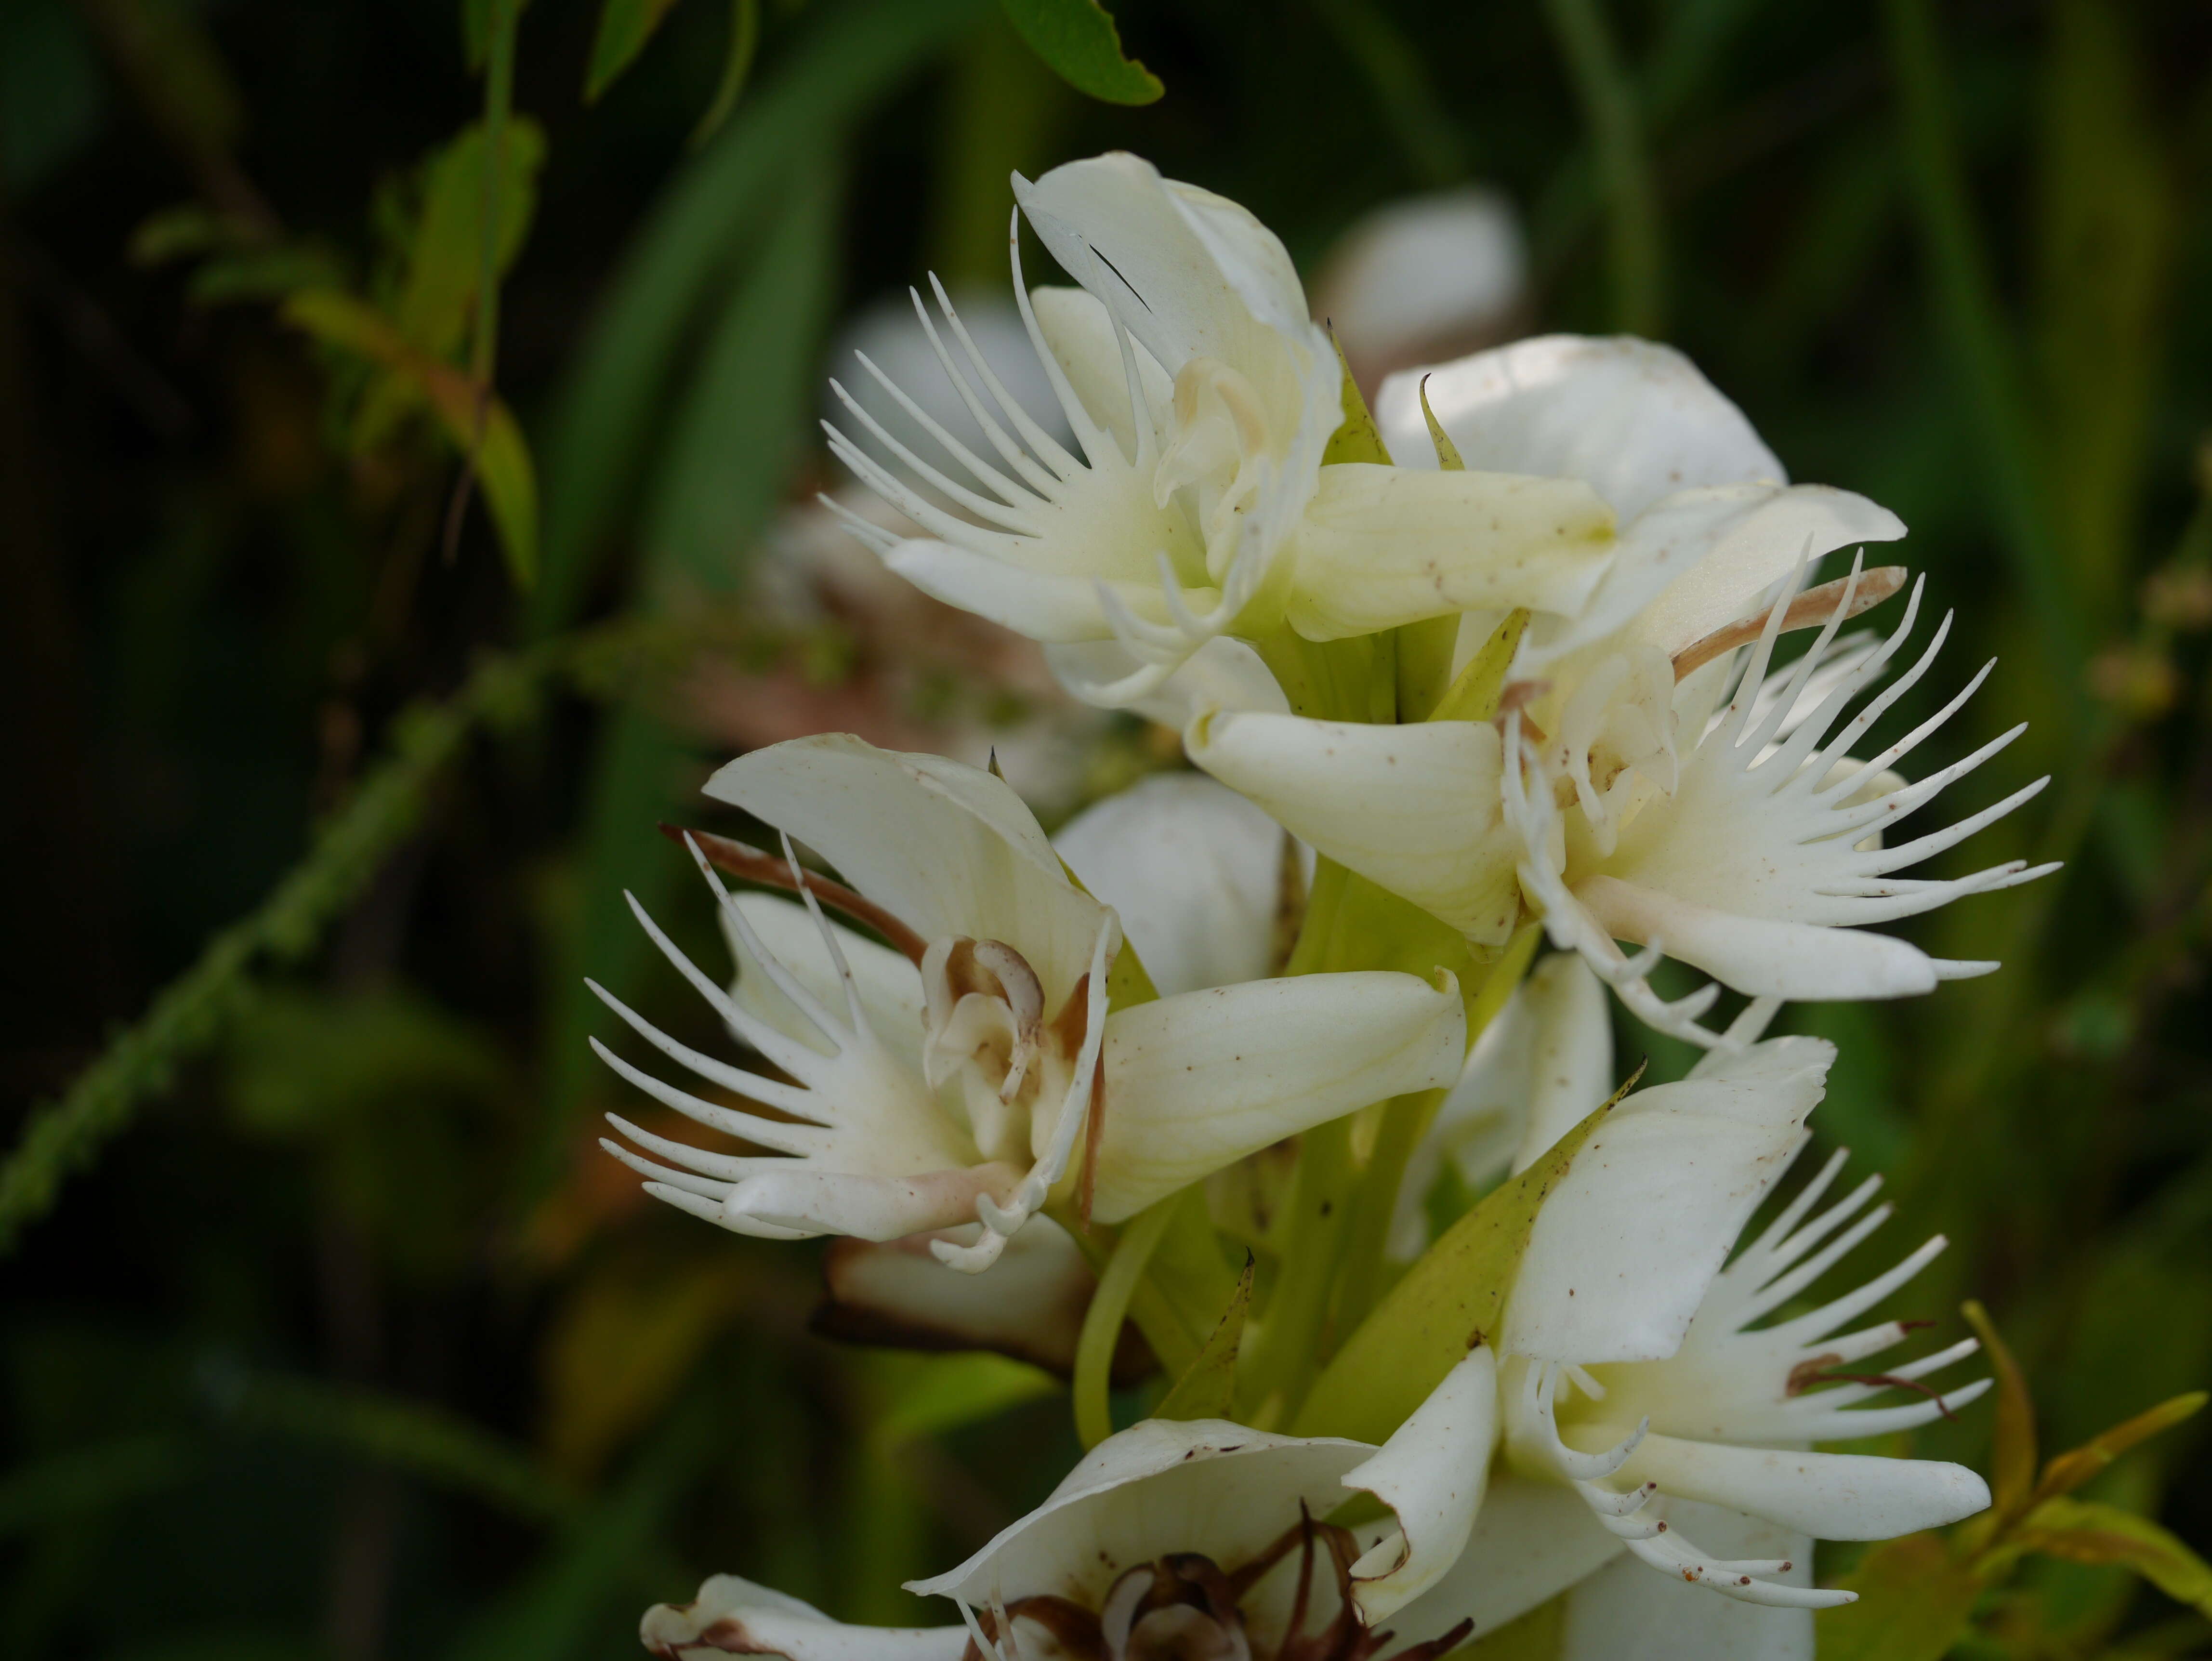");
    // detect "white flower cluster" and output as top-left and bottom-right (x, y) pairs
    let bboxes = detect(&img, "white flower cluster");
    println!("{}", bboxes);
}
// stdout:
(594, 153), (2050, 1659)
